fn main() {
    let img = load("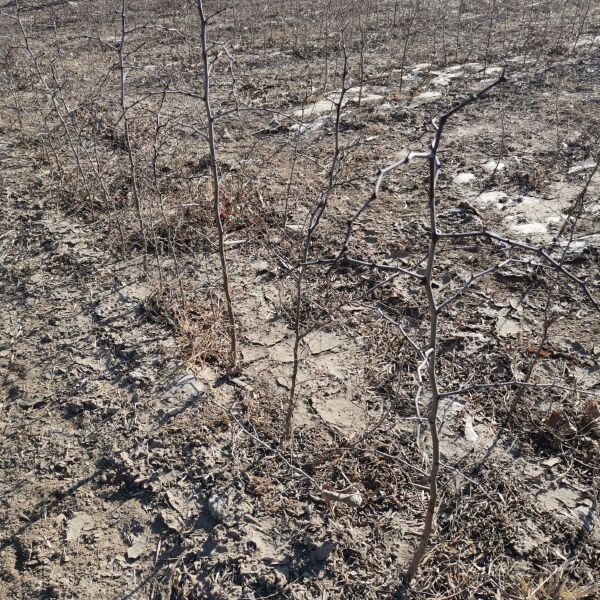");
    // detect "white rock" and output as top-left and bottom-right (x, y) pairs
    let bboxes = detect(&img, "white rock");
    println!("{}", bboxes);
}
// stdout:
(415, 90), (441, 100)
(476, 191), (507, 204)
(520, 195), (542, 205)
(410, 91), (442, 107)
(356, 93), (384, 104)
(295, 99), (334, 117)
(496, 316), (521, 337)
(464, 415), (479, 442)
(453, 172), (476, 185)
(289, 119), (324, 135)
(574, 34), (597, 48)
(579, 233), (600, 247)
(568, 158), (597, 174)
(512, 222), (547, 235)
(482, 160), (505, 172)
(559, 240), (589, 261)
(483, 66), (504, 75)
